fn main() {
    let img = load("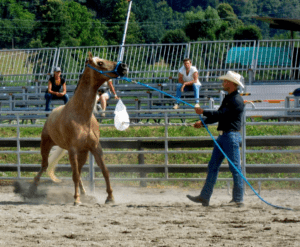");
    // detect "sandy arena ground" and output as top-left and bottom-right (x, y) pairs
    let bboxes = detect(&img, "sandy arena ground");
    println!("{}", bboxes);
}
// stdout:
(0, 182), (300, 247)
